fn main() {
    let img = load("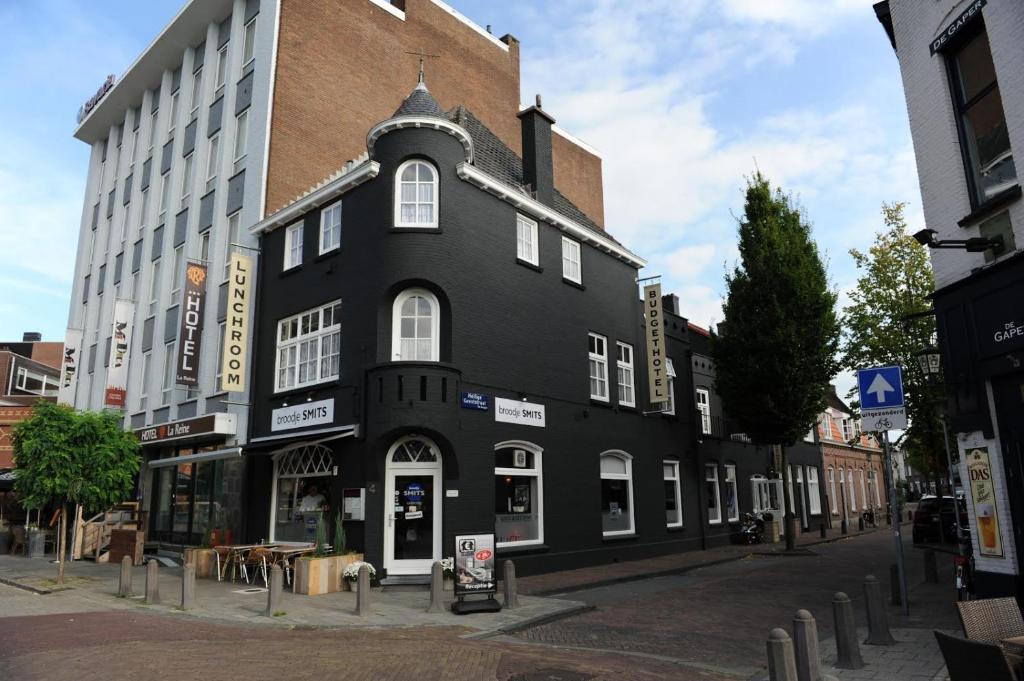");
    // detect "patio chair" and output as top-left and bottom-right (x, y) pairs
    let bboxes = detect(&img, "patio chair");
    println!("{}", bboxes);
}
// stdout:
(958, 598), (1024, 644)
(935, 631), (1019, 681)
(240, 547), (273, 588)
(10, 527), (26, 555)
(211, 546), (232, 582)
